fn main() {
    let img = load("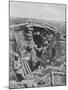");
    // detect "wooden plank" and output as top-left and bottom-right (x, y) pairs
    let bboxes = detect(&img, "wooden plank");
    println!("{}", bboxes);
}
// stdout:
(51, 71), (66, 86)
(12, 27), (31, 76)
